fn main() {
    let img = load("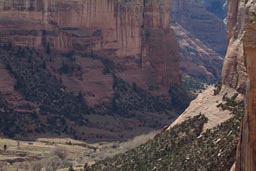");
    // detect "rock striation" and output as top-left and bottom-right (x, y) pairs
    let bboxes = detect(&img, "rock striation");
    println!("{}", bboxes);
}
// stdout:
(171, 0), (227, 56)
(223, 0), (256, 170)
(0, 0), (181, 96)
(0, 0), (183, 141)
(171, 23), (223, 84)
(221, 0), (248, 94)
(0, 0), (142, 57)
